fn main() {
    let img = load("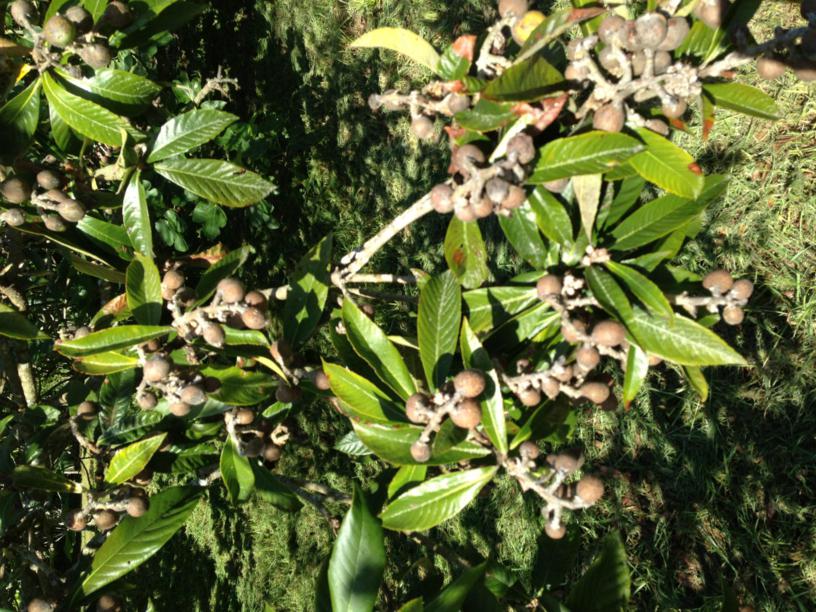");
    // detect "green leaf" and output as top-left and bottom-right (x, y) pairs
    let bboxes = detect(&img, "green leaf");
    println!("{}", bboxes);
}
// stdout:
(104, 434), (166, 484)
(585, 266), (632, 322)
(122, 170), (153, 258)
(0, 78), (41, 160)
(460, 319), (507, 453)
(622, 345), (649, 409)
(600, 176), (646, 229)
(154, 158), (275, 207)
(529, 132), (644, 183)
(283, 235), (333, 348)
(55, 325), (172, 357)
(251, 464), (303, 512)
(388, 465), (427, 499)
(83, 69), (162, 112)
(12, 465), (82, 493)
(42, 71), (129, 147)
(380, 467), (497, 531)
(444, 217), (489, 289)
(117, 2), (207, 48)
(398, 598), (425, 612)
(50, 103), (76, 152)
(0, 304), (48, 341)
(349, 28), (441, 75)
(352, 421), (491, 466)
(510, 399), (576, 449)
(125, 254), (162, 325)
(573, 174), (602, 241)
(342, 299), (417, 400)
(45, 0), (73, 20)
(684, 366), (709, 401)
(147, 109), (238, 162)
(335, 431), (373, 457)
(418, 272), (461, 390)
(203, 366), (276, 406)
(566, 532), (630, 612)
(328, 485), (386, 612)
(73, 351), (140, 375)
(78, 487), (201, 599)
(426, 563), (488, 612)
(703, 82), (780, 120)
(437, 44), (470, 81)
(629, 128), (704, 199)
(482, 56), (563, 102)
(76, 216), (133, 258)
(454, 99), (515, 133)
(485, 303), (559, 353)
(628, 308), (746, 366)
(516, 6), (605, 62)
(324, 362), (406, 423)
(220, 438), (255, 503)
(82, 0), (107, 20)
(463, 286), (538, 335)
(528, 186), (573, 246)
(193, 245), (251, 305)
(605, 261), (673, 320)
(498, 201), (550, 267)
(98, 411), (164, 446)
